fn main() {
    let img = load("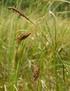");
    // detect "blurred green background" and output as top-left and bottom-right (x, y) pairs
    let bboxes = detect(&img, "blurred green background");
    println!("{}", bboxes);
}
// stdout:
(0, 0), (70, 91)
